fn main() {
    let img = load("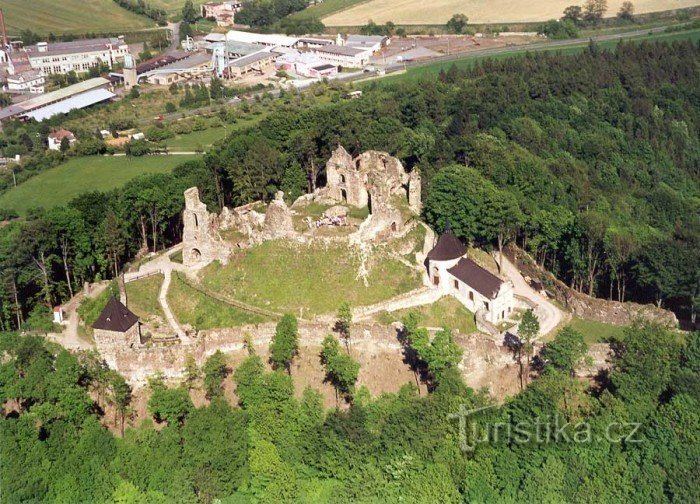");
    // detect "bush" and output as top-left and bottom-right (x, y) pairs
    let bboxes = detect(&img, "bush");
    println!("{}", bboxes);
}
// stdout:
(125, 139), (152, 156)
(75, 137), (107, 156)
